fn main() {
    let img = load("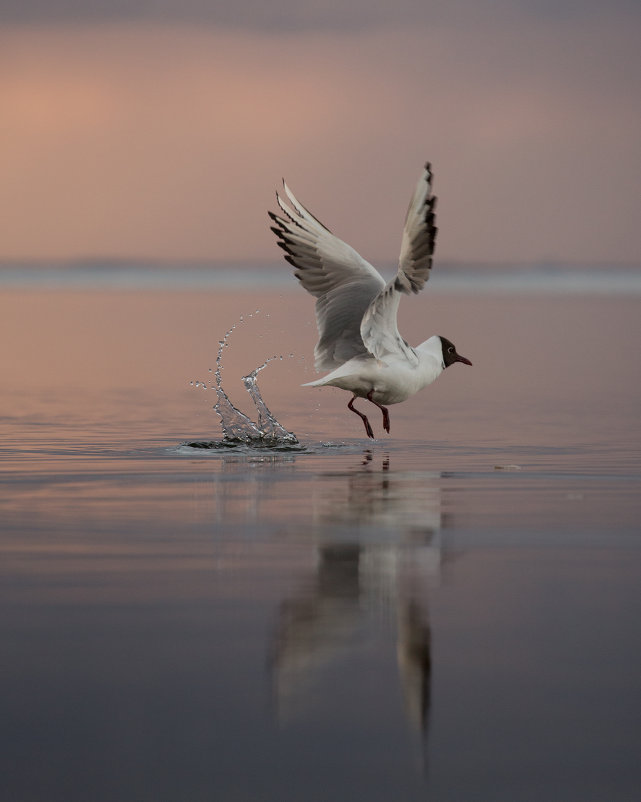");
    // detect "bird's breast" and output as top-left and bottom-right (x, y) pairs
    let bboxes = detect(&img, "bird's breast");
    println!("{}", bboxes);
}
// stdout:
(364, 359), (441, 405)
(318, 353), (443, 404)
